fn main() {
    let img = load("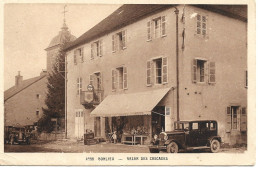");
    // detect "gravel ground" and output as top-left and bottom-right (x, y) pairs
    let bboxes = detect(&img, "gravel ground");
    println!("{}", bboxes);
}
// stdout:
(4, 139), (247, 153)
